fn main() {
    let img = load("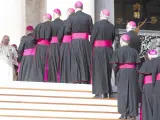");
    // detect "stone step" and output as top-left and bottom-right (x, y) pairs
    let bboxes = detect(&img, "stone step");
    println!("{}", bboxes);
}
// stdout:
(0, 110), (120, 119)
(0, 89), (94, 98)
(0, 102), (118, 113)
(0, 95), (117, 106)
(0, 82), (92, 92)
(0, 116), (117, 120)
